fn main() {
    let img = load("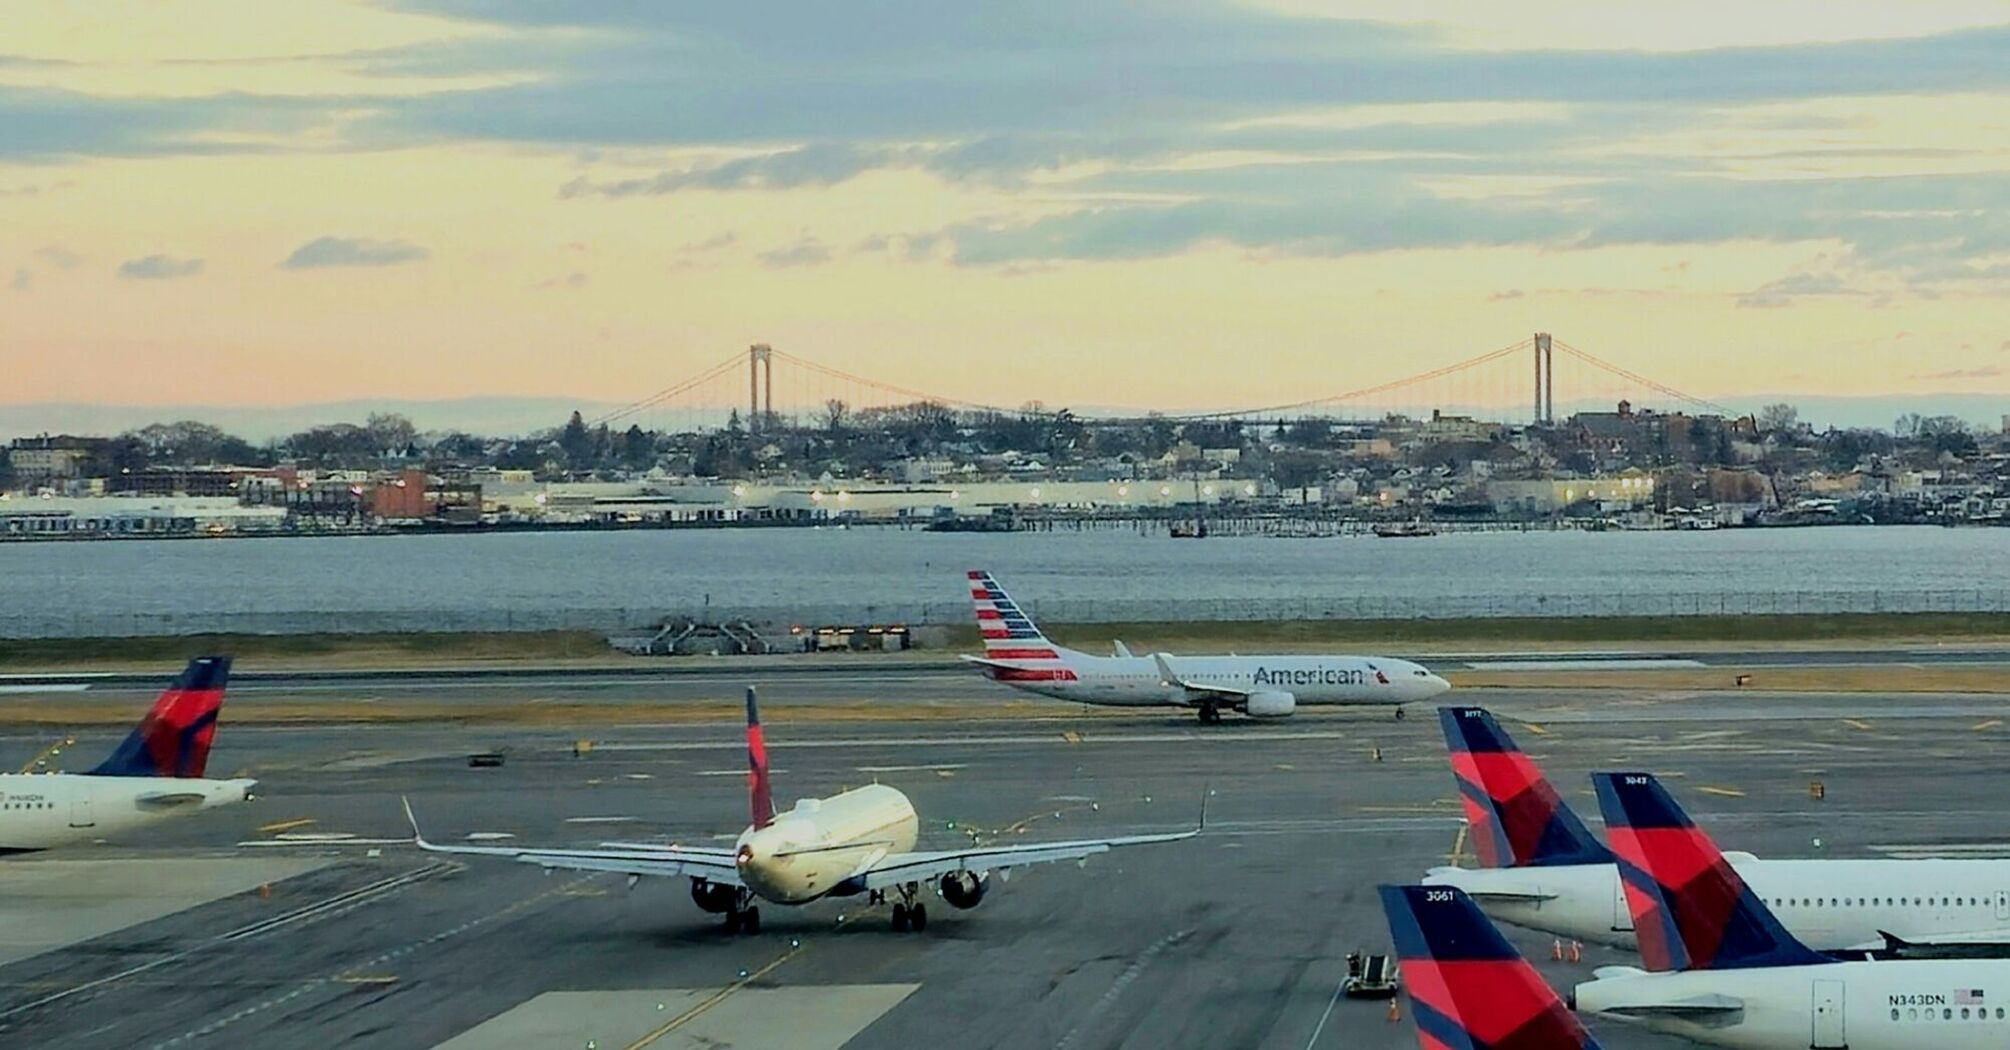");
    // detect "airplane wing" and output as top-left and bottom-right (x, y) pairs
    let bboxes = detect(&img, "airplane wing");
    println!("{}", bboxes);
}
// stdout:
(1597, 994), (1745, 1017)
(402, 798), (744, 885)
(1859, 929), (2010, 960)
(855, 797), (1205, 890)
(1153, 652), (1252, 700)
(134, 791), (210, 809)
